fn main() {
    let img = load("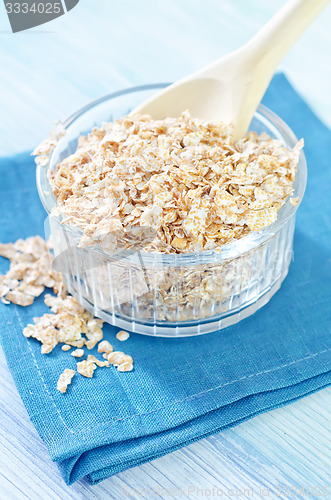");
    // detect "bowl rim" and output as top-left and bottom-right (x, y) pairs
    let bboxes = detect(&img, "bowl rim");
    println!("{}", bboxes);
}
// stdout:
(36, 83), (307, 265)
